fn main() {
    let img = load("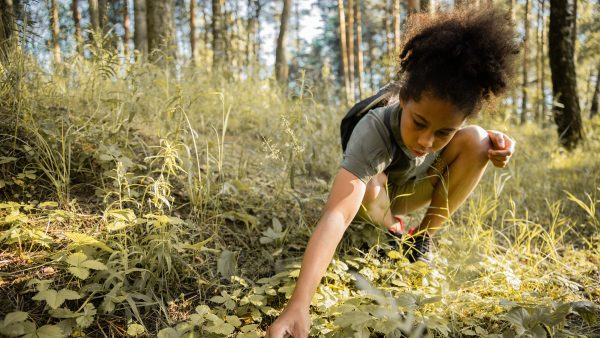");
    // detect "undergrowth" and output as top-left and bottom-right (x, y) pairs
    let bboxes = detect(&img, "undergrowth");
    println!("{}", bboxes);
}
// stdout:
(0, 51), (598, 337)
